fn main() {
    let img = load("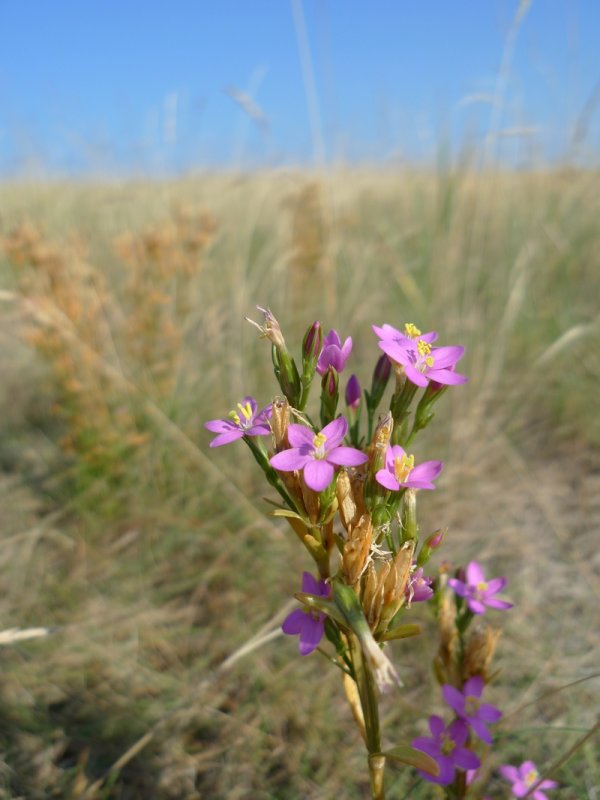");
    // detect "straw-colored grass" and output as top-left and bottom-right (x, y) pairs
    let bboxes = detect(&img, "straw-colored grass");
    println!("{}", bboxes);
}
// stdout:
(0, 169), (598, 798)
